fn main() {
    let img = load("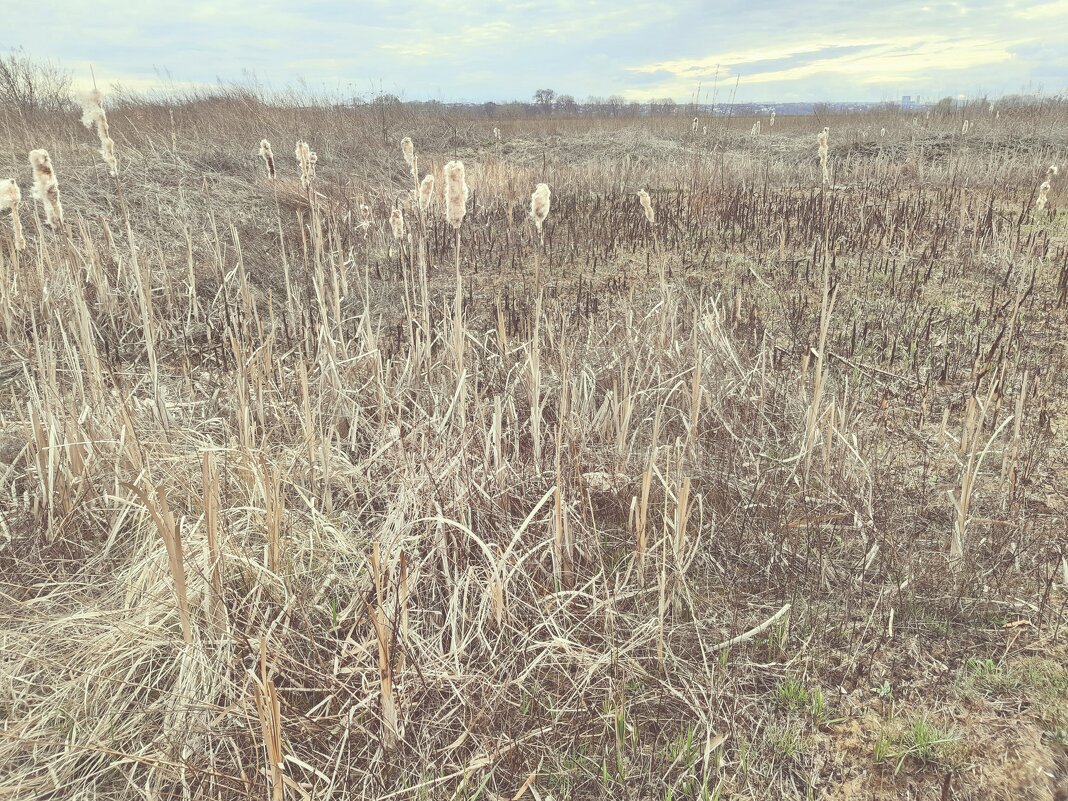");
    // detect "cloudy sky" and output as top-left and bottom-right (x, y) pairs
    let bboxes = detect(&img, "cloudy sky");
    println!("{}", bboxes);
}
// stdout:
(6, 0), (1067, 103)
